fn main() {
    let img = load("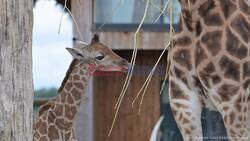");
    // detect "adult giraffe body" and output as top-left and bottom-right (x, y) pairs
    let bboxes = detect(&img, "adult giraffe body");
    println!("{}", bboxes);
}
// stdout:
(169, 0), (250, 140)
(33, 35), (129, 141)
